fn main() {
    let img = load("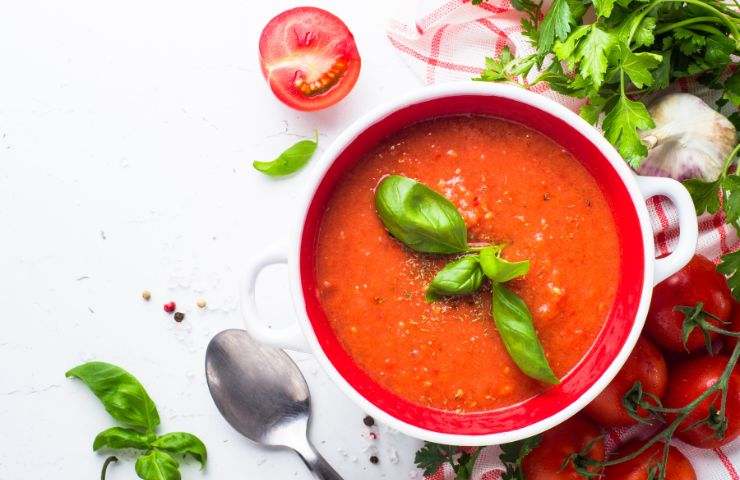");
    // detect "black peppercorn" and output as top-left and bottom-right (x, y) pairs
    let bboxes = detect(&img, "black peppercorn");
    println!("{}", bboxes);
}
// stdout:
(174, 312), (185, 322)
(363, 415), (375, 427)
(369, 455), (379, 464)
